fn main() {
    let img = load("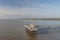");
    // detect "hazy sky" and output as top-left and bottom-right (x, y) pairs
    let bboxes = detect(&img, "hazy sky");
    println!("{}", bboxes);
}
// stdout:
(0, 0), (60, 18)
